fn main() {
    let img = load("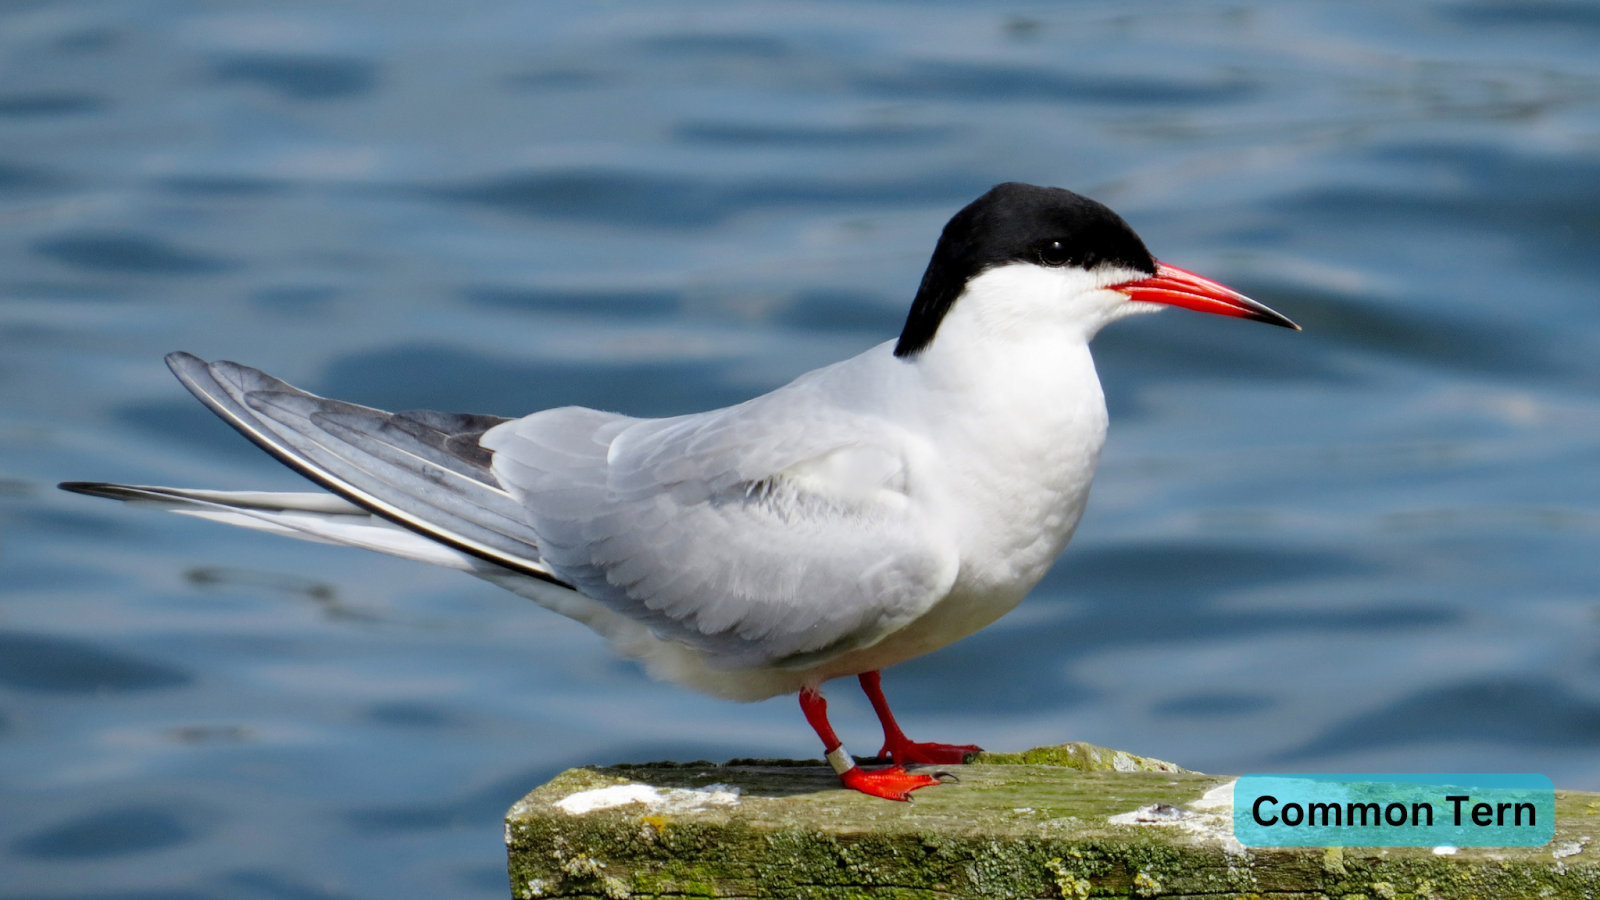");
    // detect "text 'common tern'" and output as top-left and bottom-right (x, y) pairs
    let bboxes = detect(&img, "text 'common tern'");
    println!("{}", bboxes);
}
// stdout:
(63, 183), (1297, 801)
